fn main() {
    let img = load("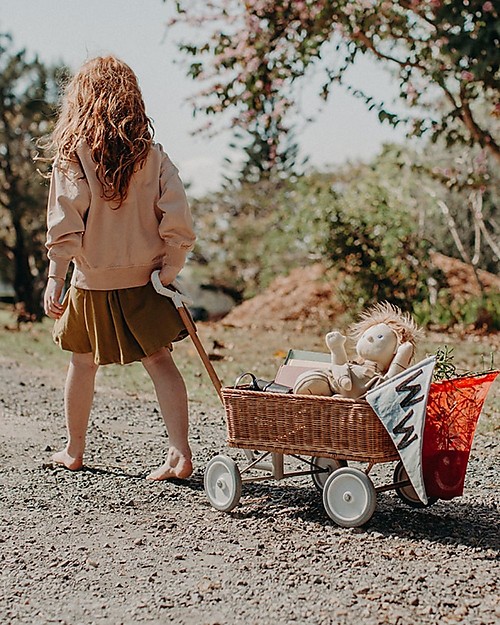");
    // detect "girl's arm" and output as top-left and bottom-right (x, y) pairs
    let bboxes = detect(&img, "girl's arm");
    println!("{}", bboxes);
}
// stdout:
(45, 158), (90, 281)
(157, 152), (196, 285)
